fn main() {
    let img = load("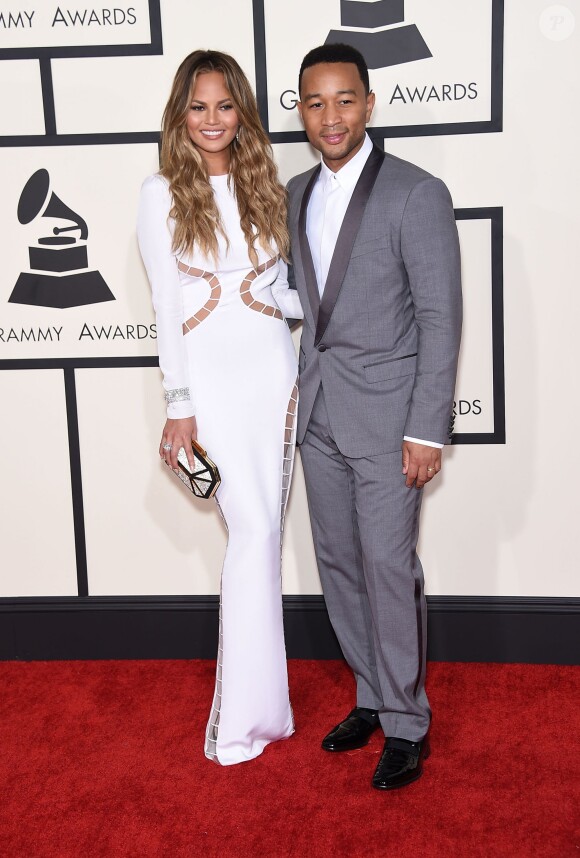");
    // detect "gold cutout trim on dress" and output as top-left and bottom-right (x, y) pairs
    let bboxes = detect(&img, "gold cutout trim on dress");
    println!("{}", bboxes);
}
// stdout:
(279, 380), (298, 736)
(178, 261), (222, 335)
(205, 497), (227, 764)
(240, 257), (284, 320)
(281, 380), (298, 526)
